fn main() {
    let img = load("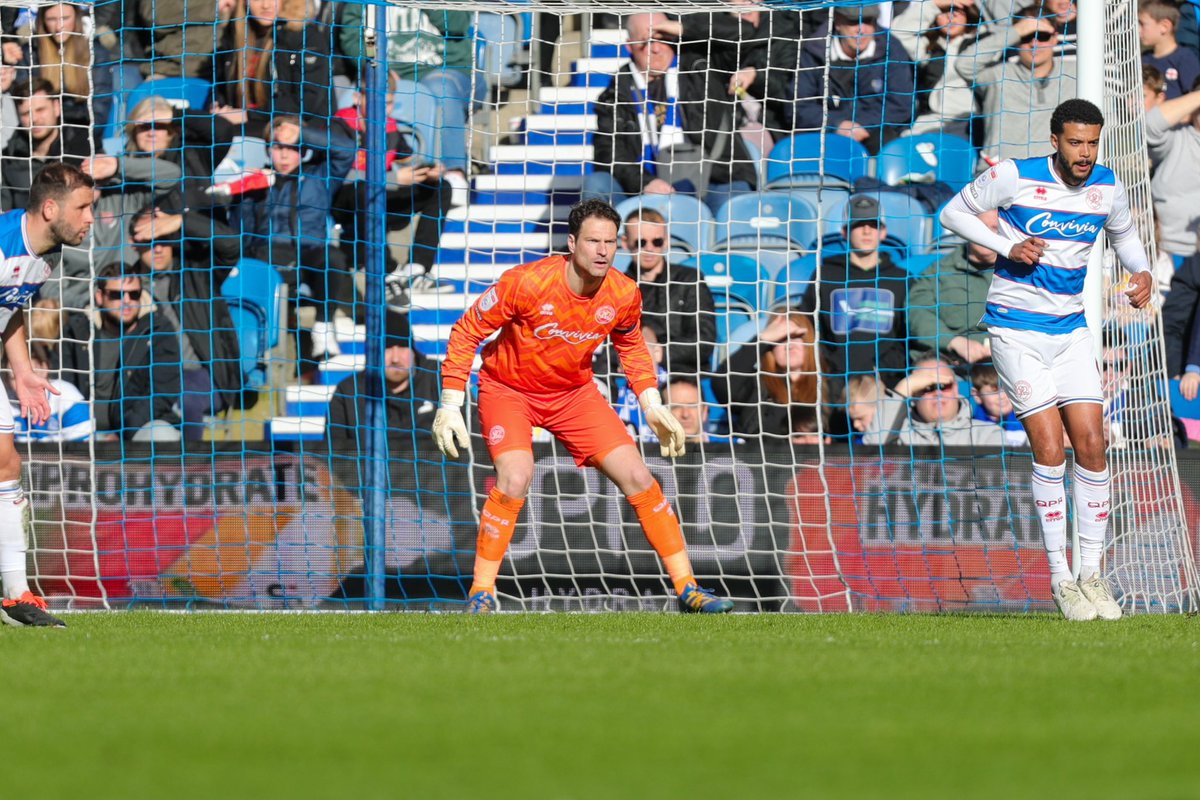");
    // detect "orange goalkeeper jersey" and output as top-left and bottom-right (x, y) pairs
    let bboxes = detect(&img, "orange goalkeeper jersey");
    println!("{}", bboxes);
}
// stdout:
(441, 255), (658, 397)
